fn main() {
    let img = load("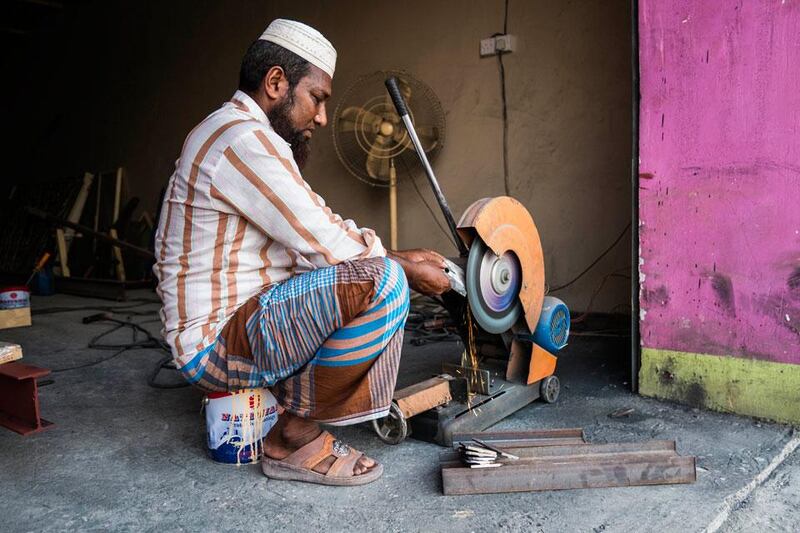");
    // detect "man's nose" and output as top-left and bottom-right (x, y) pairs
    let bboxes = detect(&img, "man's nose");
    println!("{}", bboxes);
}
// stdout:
(314, 104), (327, 127)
